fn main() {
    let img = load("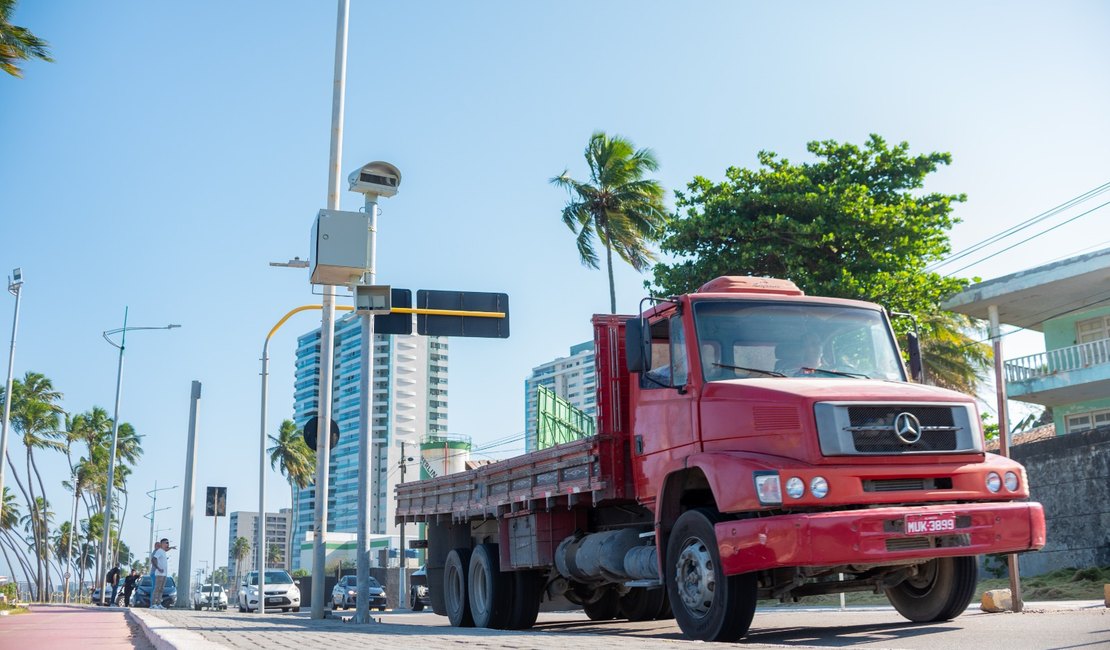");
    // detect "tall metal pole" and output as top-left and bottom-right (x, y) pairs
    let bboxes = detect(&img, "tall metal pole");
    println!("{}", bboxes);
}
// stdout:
(212, 513), (218, 611)
(0, 269), (22, 521)
(258, 337), (270, 612)
(311, 0), (349, 620)
(148, 480), (159, 552)
(98, 307), (128, 604)
(176, 381), (201, 607)
(354, 197), (378, 623)
(398, 441), (406, 608)
(988, 304), (1023, 612)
